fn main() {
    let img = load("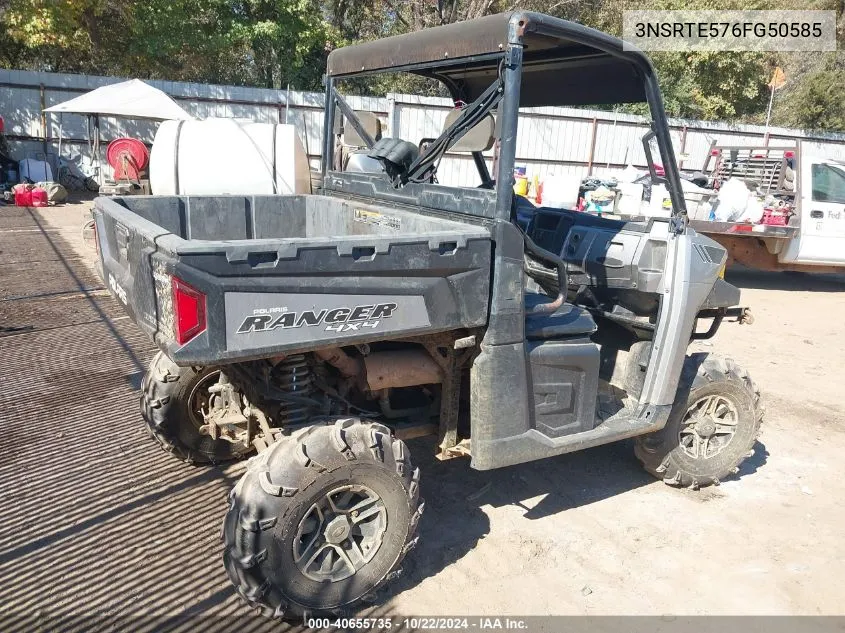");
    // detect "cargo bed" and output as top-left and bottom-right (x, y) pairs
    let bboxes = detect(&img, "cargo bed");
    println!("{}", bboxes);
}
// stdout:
(94, 195), (492, 364)
(689, 219), (796, 239)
